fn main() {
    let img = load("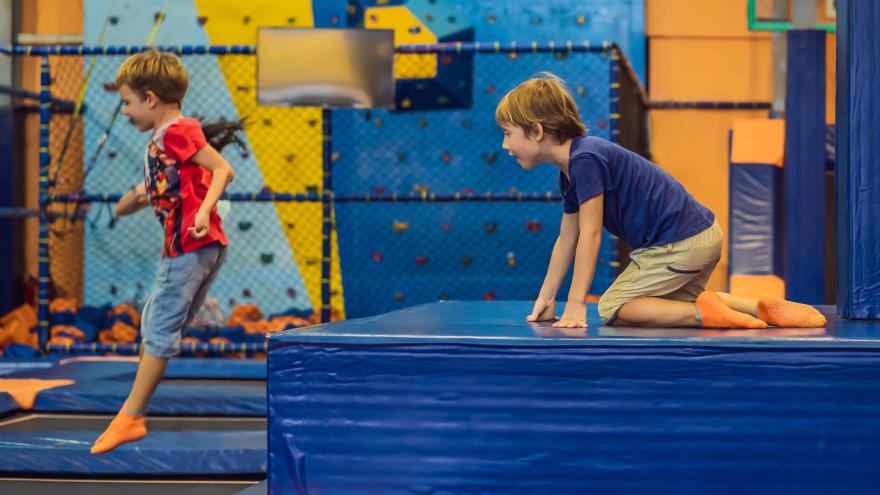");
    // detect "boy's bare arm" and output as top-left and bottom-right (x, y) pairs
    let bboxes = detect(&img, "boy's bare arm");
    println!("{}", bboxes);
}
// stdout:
(537, 212), (580, 302)
(192, 144), (235, 213)
(115, 182), (149, 217)
(189, 144), (235, 239)
(556, 194), (603, 327)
